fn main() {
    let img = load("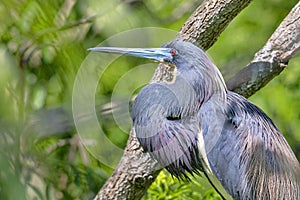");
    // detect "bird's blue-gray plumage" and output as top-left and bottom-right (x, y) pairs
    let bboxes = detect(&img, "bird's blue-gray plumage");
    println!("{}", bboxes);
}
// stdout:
(90, 41), (300, 199)
(203, 91), (300, 199)
(131, 78), (204, 179)
(131, 41), (226, 179)
(131, 41), (300, 199)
